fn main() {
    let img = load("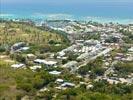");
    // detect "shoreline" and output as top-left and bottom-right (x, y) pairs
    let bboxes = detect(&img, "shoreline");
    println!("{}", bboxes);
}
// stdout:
(0, 14), (133, 25)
